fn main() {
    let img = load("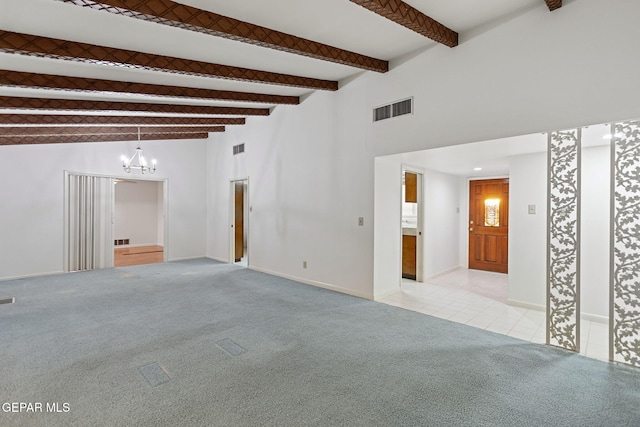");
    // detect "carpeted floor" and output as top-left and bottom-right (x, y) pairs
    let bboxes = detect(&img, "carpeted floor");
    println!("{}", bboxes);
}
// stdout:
(1, 259), (639, 426)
